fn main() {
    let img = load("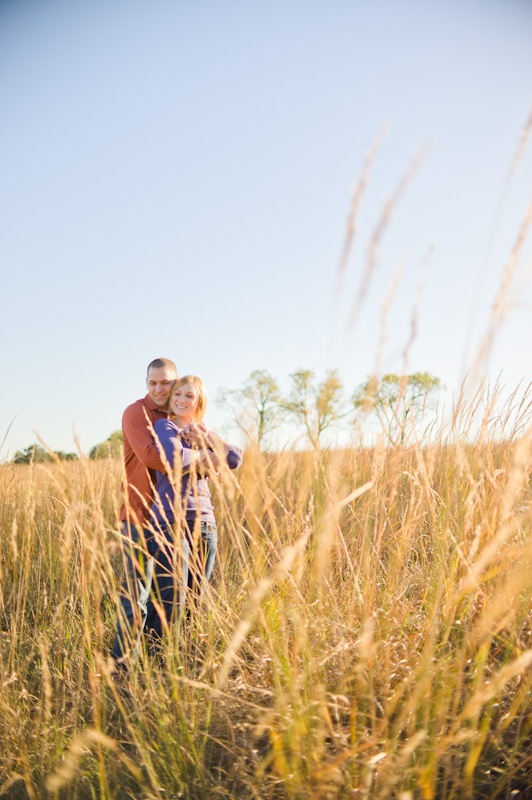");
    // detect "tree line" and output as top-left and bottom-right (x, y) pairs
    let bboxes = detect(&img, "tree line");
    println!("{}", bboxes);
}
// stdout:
(218, 368), (442, 449)
(10, 370), (442, 463)
(11, 431), (124, 464)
